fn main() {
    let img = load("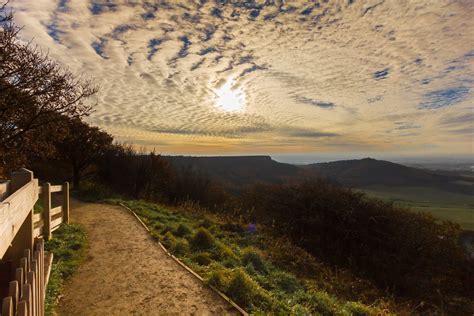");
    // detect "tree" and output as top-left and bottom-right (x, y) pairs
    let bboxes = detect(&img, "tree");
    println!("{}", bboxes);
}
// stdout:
(55, 119), (113, 188)
(0, 3), (97, 173)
